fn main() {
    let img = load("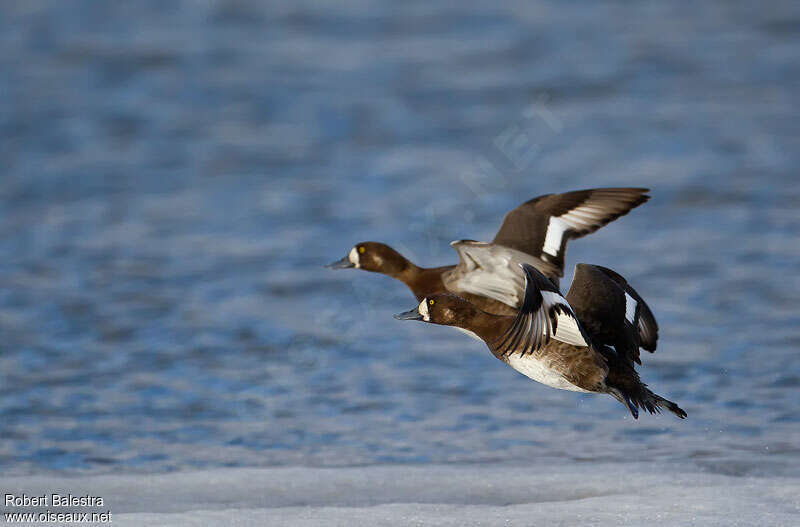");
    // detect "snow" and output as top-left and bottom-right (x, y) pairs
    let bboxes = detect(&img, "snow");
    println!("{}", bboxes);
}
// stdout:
(3, 463), (798, 526)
